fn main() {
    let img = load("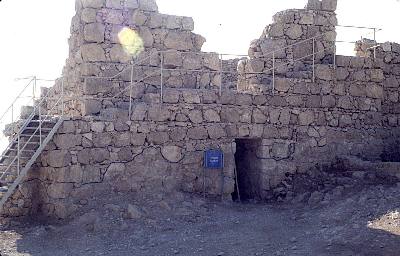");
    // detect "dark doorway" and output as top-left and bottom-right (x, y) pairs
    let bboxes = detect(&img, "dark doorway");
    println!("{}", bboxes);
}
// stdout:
(232, 139), (262, 202)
